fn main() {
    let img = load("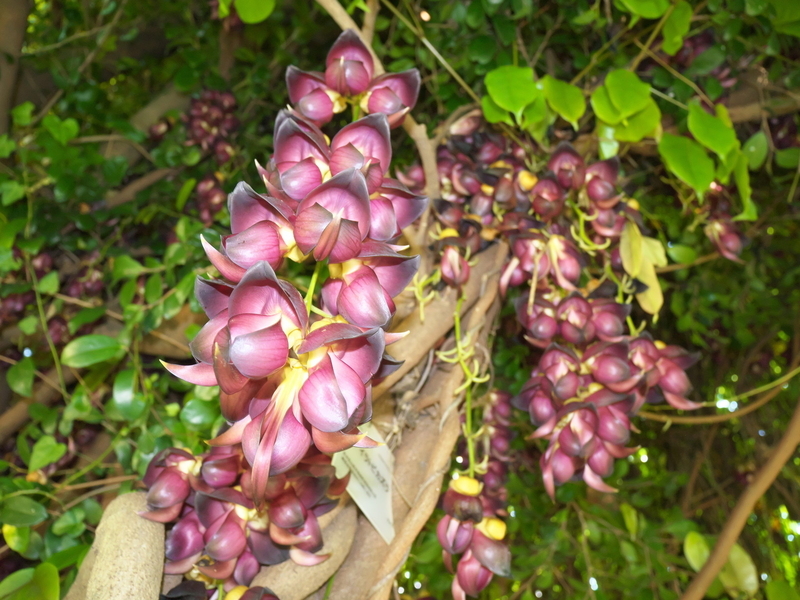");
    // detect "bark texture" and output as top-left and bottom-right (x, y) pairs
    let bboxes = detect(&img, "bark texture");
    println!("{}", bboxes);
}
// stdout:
(0, 0), (31, 134)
